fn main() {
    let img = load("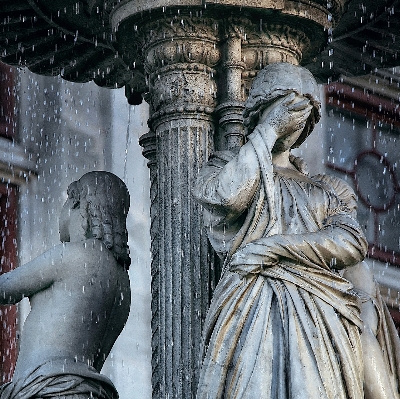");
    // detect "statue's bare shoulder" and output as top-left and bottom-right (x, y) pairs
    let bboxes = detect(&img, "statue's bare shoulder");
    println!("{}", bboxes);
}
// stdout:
(0, 172), (132, 394)
(0, 238), (125, 304)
